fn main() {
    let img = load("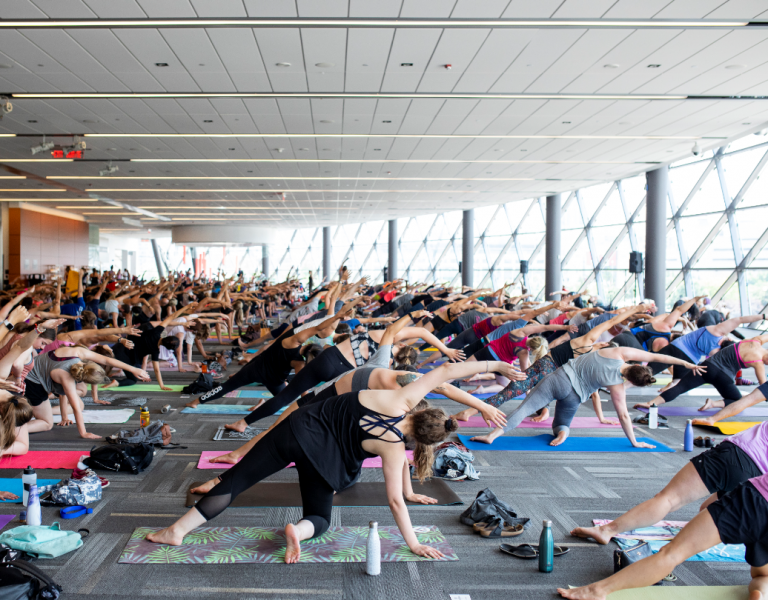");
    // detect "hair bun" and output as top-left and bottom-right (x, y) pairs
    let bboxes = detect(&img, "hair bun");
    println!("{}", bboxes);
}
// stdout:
(444, 417), (459, 433)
